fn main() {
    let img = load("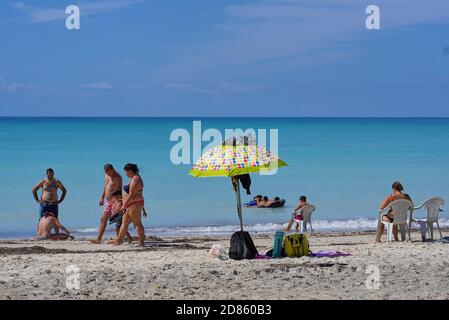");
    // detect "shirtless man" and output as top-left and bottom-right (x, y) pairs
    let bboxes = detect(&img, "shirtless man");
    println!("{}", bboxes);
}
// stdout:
(37, 213), (71, 240)
(32, 168), (67, 233)
(91, 164), (123, 244)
